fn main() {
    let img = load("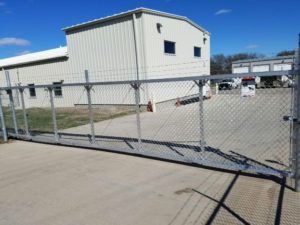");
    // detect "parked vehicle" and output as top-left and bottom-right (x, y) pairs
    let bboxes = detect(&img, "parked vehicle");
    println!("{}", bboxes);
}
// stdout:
(256, 76), (282, 88)
(218, 79), (237, 90)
